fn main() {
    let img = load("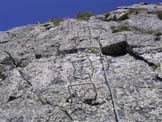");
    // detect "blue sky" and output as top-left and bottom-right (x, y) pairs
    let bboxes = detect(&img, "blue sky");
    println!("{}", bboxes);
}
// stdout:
(0, 0), (162, 31)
